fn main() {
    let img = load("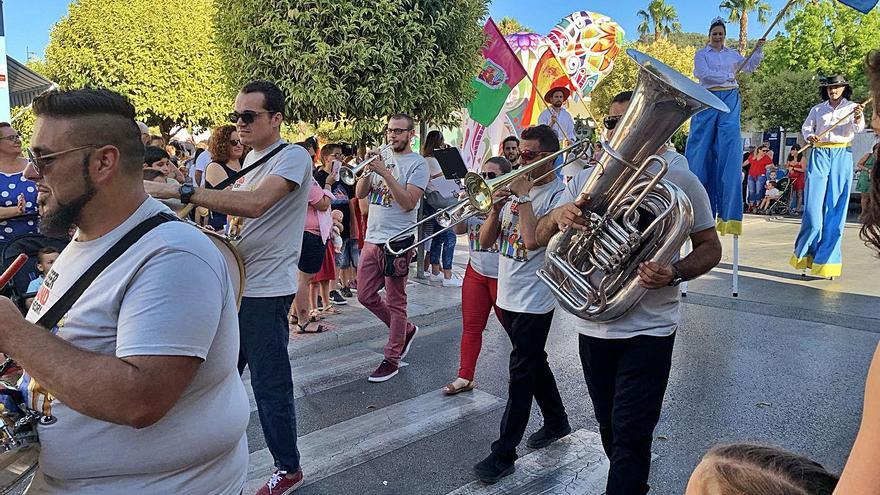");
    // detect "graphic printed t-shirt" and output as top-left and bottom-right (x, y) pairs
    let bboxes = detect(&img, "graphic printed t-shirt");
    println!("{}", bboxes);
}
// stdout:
(0, 171), (38, 243)
(496, 179), (565, 314)
(364, 152), (429, 244)
(565, 150), (714, 339)
(22, 197), (248, 494)
(232, 141), (312, 297)
(466, 216), (499, 279)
